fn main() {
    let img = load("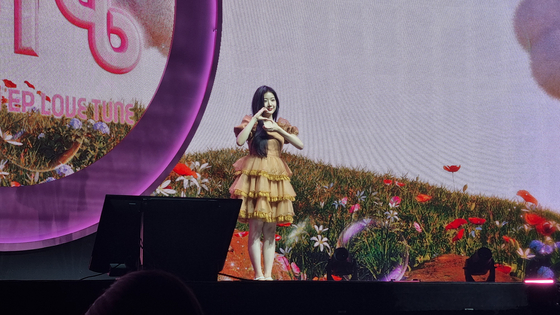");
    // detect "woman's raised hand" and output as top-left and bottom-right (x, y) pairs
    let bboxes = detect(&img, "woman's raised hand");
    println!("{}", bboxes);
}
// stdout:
(254, 107), (269, 120)
(262, 118), (279, 131)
